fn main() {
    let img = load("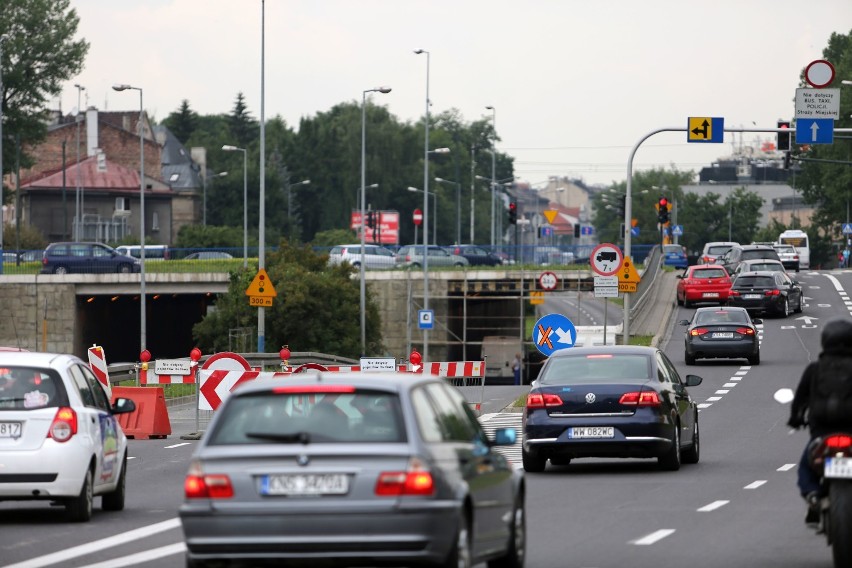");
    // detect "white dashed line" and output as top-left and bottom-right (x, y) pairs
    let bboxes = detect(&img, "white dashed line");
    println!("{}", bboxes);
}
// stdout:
(697, 500), (729, 512)
(164, 443), (191, 449)
(715, 390), (730, 395)
(707, 397), (722, 402)
(632, 529), (676, 545)
(778, 463), (797, 472)
(697, 403), (712, 409)
(744, 480), (767, 489)
(723, 383), (737, 388)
